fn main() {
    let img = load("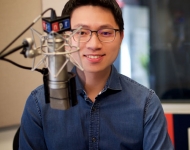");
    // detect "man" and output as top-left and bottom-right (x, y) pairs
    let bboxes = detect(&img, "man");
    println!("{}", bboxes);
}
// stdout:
(19, 0), (174, 149)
